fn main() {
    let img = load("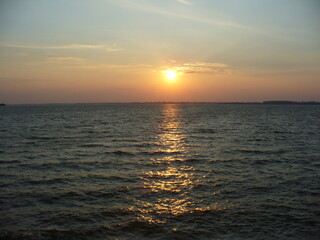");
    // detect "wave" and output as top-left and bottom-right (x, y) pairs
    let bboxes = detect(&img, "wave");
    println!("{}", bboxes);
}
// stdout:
(28, 136), (56, 140)
(195, 128), (216, 134)
(79, 143), (109, 148)
(20, 162), (87, 171)
(132, 142), (159, 148)
(141, 150), (184, 156)
(105, 150), (136, 156)
(238, 149), (287, 154)
(111, 139), (139, 143)
(0, 159), (20, 164)
(26, 178), (66, 185)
